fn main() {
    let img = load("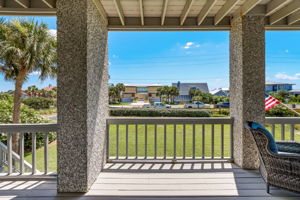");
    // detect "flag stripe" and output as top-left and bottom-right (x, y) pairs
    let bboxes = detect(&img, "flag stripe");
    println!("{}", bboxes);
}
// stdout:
(265, 95), (280, 111)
